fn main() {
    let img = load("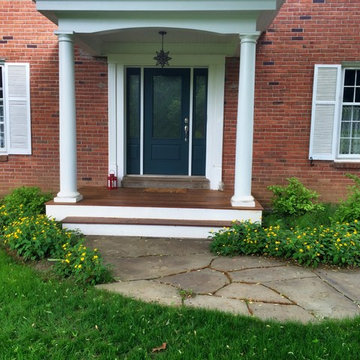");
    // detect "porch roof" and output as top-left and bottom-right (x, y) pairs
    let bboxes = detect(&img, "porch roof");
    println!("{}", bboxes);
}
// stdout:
(36, 0), (285, 56)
